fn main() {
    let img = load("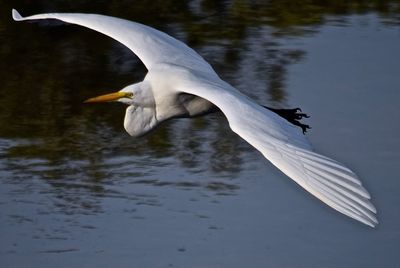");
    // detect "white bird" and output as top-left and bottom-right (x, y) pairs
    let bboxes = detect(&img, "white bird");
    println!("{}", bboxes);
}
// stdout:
(12, 9), (378, 227)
